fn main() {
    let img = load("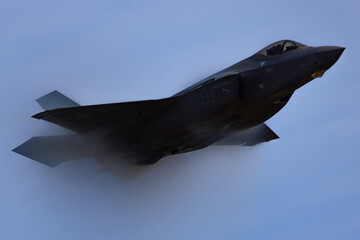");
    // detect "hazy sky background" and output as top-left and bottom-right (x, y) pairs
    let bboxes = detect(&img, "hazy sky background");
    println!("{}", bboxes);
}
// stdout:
(1, 0), (359, 239)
